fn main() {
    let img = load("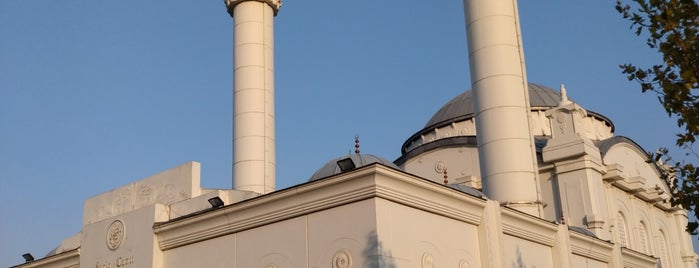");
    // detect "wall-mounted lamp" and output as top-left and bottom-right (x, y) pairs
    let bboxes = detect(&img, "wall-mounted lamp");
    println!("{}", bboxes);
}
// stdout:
(22, 253), (34, 263)
(208, 196), (224, 208)
(336, 158), (356, 172)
